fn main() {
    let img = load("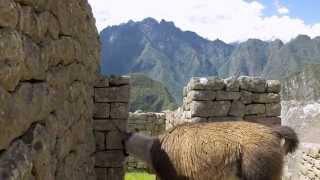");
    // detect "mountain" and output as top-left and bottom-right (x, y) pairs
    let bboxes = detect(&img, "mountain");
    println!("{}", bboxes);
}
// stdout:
(129, 74), (178, 112)
(100, 17), (320, 103)
(100, 18), (234, 102)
